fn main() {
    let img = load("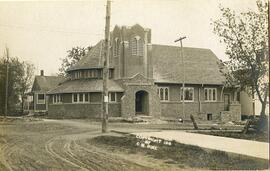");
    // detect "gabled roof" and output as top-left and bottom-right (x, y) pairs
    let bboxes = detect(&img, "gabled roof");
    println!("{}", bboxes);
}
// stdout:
(152, 44), (226, 85)
(47, 79), (124, 94)
(67, 41), (104, 71)
(31, 76), (65, 92)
